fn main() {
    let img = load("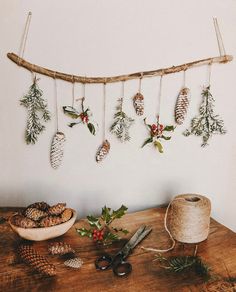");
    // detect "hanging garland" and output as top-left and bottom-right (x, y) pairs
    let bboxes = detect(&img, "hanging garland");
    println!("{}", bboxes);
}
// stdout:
(20, 75), (51, 144)
(110, 82), (135, 142)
